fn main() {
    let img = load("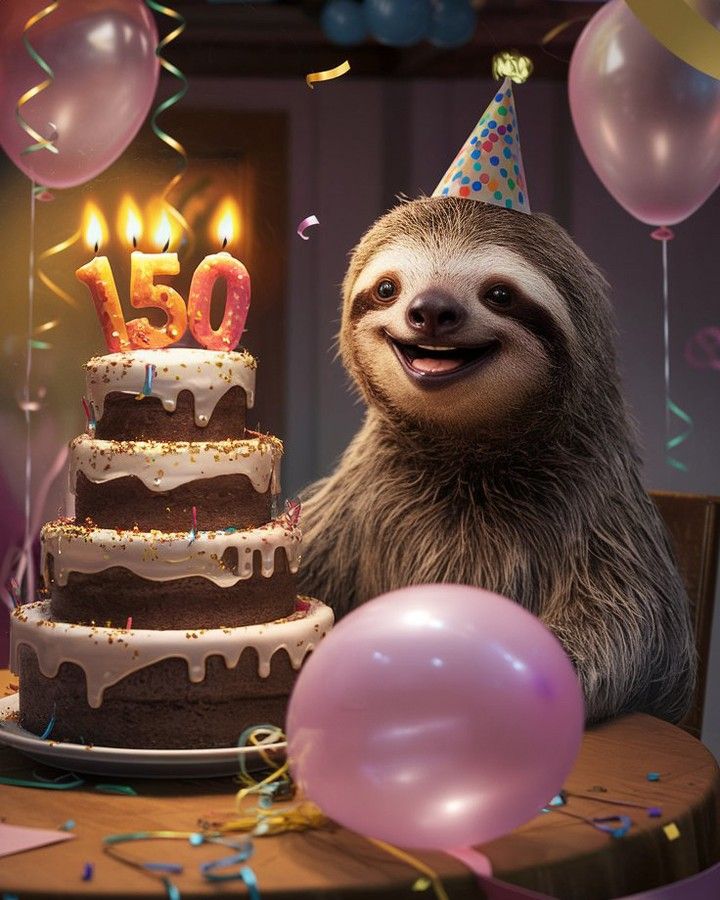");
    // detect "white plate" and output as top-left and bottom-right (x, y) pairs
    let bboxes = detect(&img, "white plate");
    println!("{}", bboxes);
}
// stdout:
(0, 694), (286, 778)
